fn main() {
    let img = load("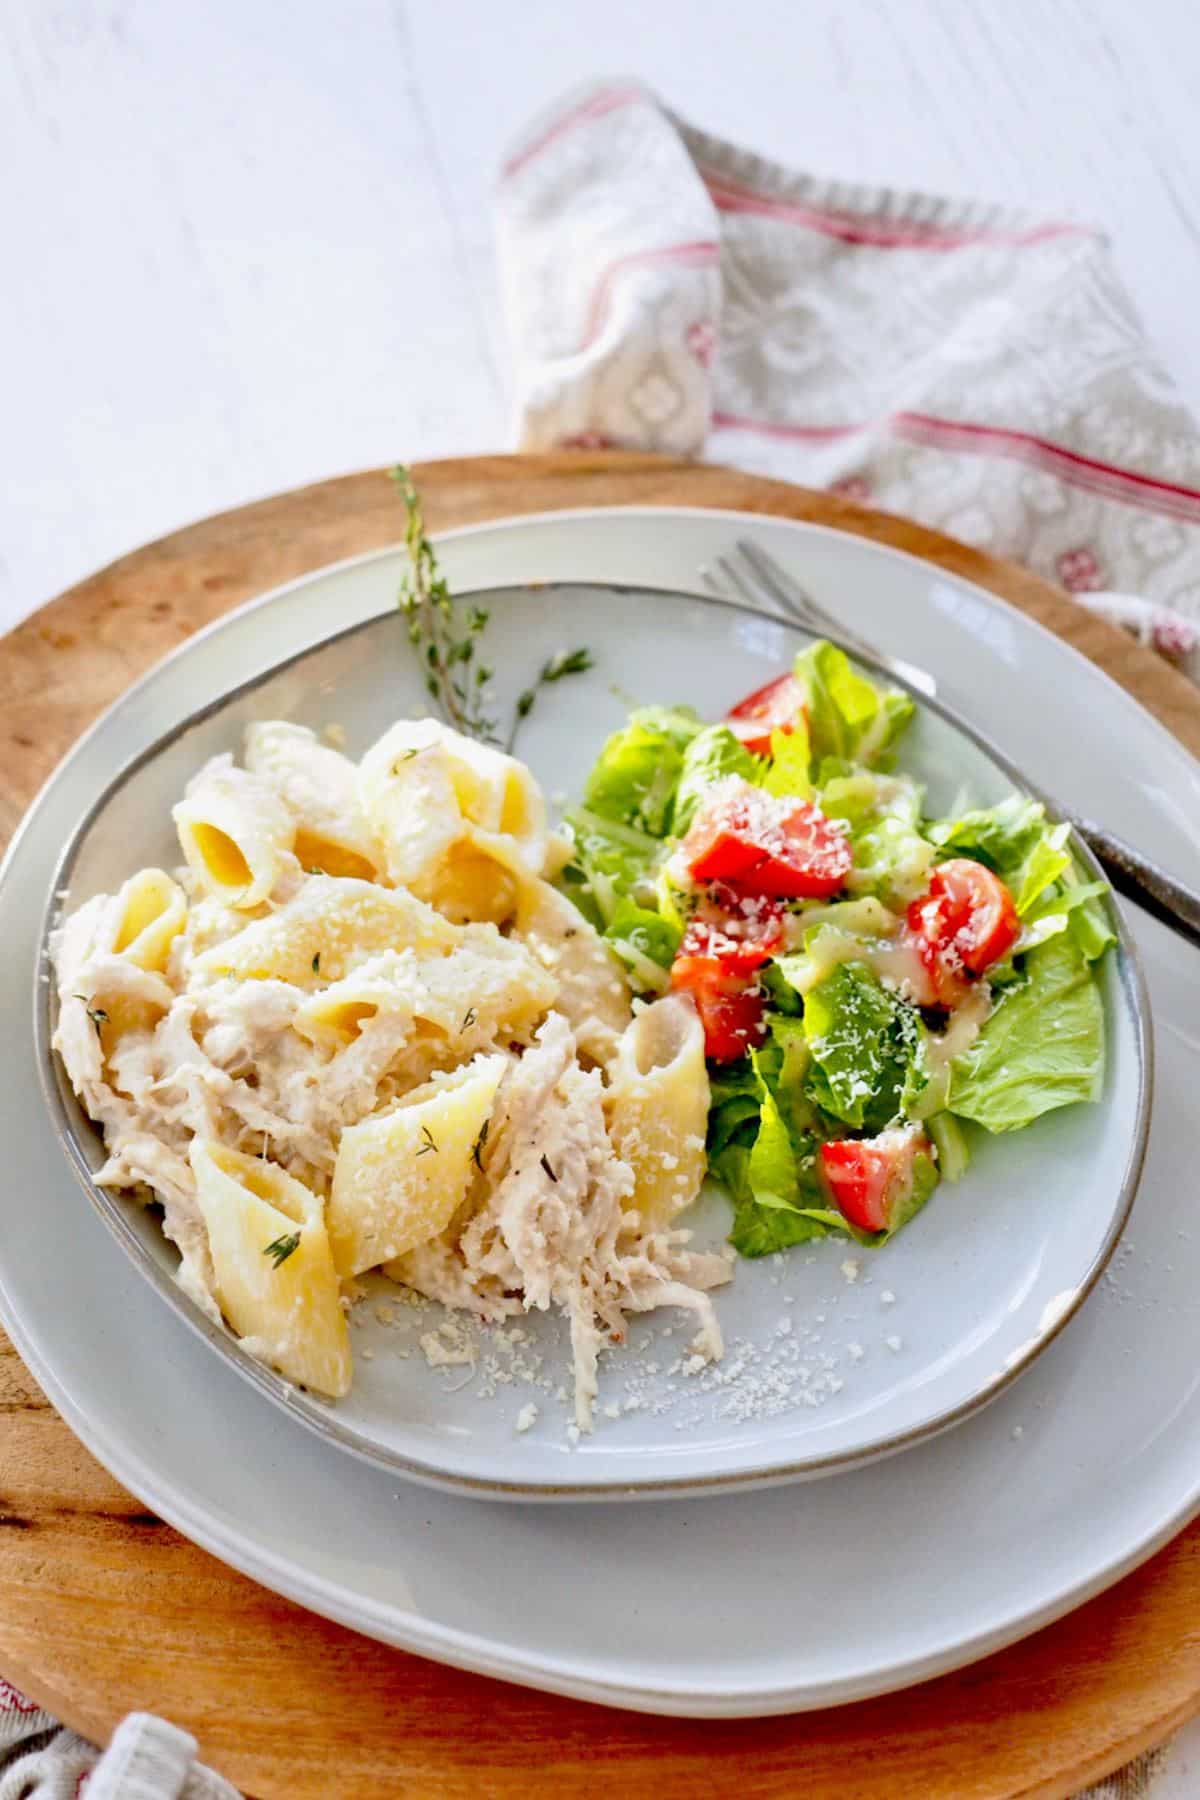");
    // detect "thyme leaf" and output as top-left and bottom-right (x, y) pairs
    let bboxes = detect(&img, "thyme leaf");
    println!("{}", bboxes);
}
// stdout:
(506, 648), (595, 753)
(75, 995), (108, 1039)
(540, 1153), (558, 1184)
(416, 1124), (438, 1157)
(263, 1232), (301, 1268)
(471, 1119), (488, 1172)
